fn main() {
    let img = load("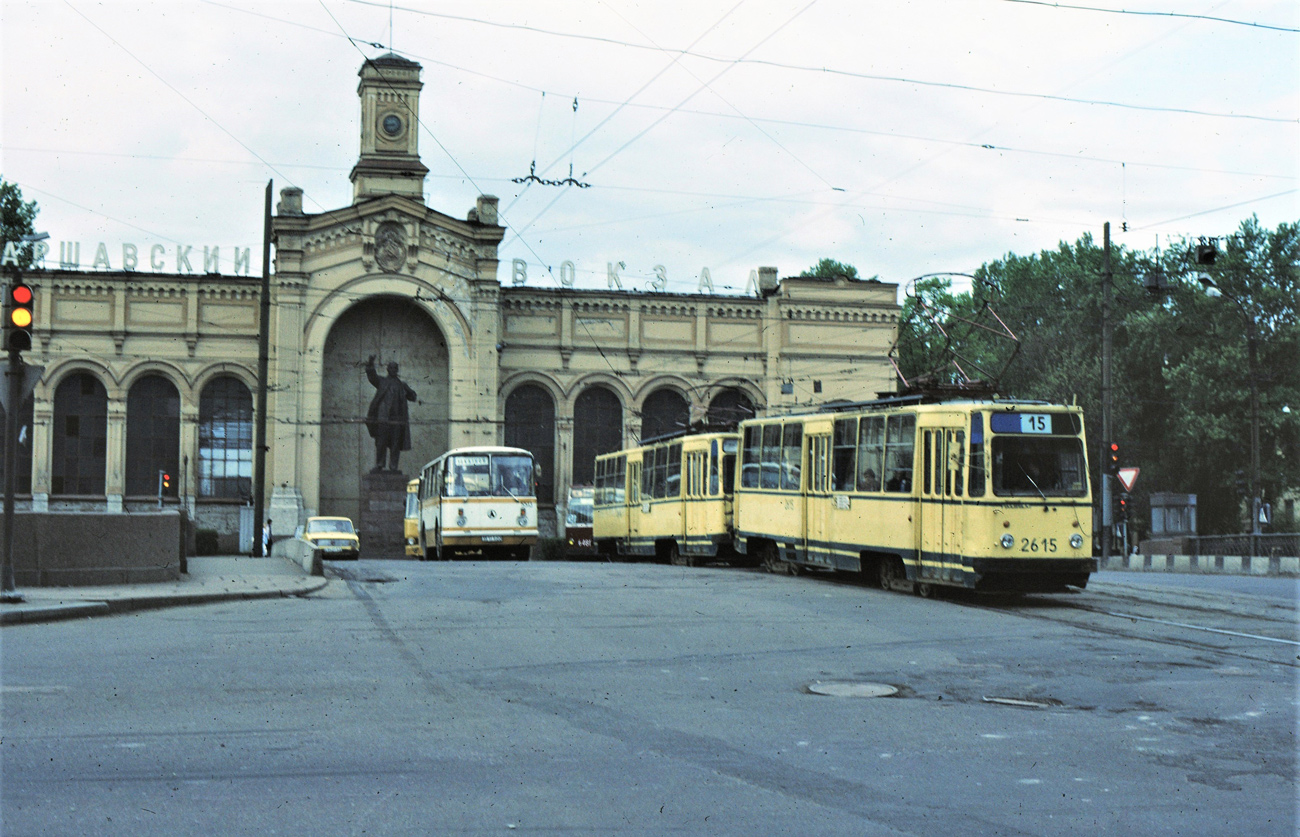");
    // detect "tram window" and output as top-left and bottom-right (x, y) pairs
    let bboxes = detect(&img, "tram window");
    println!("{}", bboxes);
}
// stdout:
(781, 424), (802, 490)
(991, 436), (1086, 497)
(969, 414), (986, 497)
(947, 431), (964, 497)
(923, 430), (933, 495)
(666, 443), (682, 497)
(883, 414), (915, 493)
(722, 441), (737, 495)
(857, 416), (884, 492)
(760, 424), (782, 489)
(741, 426), (761, 488)
(614, 456), (626, 504)
(832, 418), (856, 491)
(641, 450), (653, 499)
(709, 441), (720, 494)
(650, 445), (665, 498)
